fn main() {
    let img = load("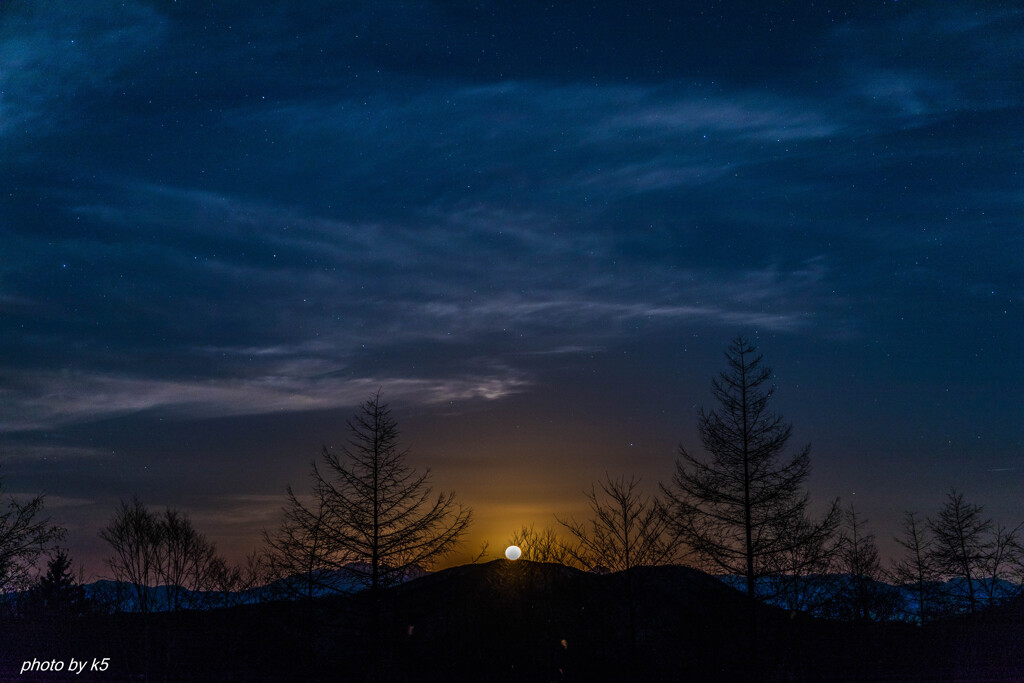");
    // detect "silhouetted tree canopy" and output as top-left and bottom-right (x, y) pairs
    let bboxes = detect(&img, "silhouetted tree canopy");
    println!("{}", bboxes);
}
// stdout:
(26, 550), (89, 618)
(889, 510), (940, 624)
(507, 524), (569, 565)
(99, 498), (229, 612)
(927, 488), (1023, 614)
(831, 505), (897, 622)
(271, 393), (472, 593)
(263, 493), (340, 600)
(557, 473), (679, 572)
(662, 337), (840, 601)
(0, 470), (64, 596)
